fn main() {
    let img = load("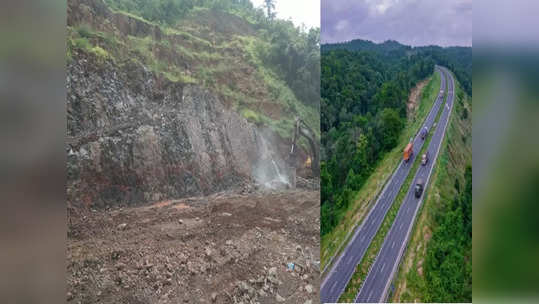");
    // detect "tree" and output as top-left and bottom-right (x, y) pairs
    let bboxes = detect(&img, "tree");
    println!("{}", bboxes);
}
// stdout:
(377, 108), (404, 151)
(264, 0), (275, 20)
(320, 163), (333, 204)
